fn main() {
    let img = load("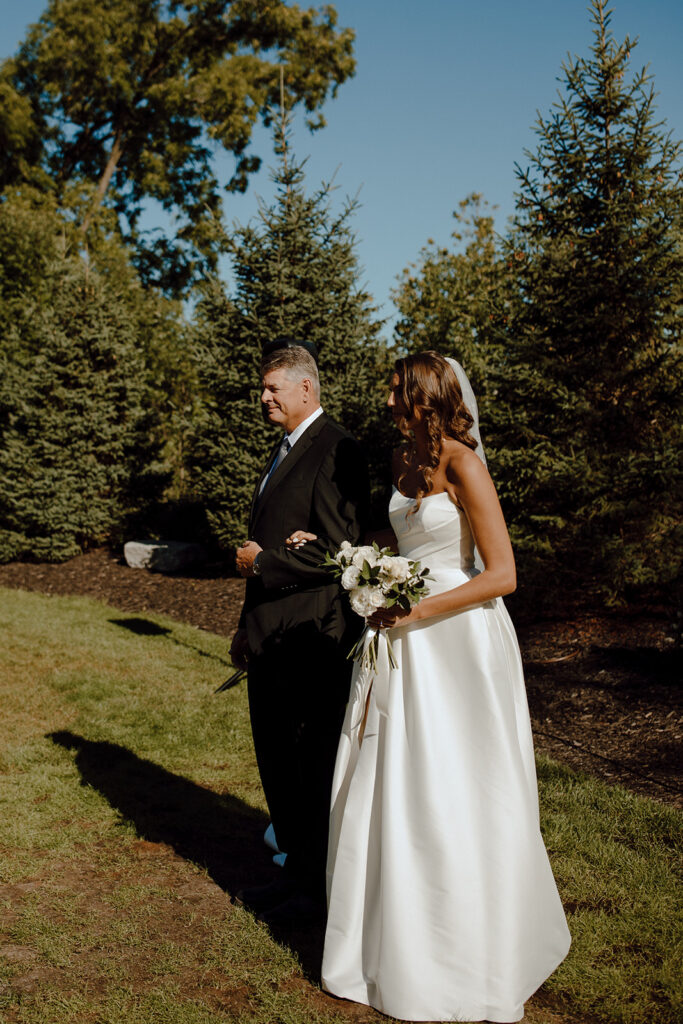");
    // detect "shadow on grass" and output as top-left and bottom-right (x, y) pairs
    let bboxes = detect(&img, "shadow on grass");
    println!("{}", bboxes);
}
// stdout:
(109, 616), (233, 669)
(46, 730), (326, 979)
(47, 729), (266, 891)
